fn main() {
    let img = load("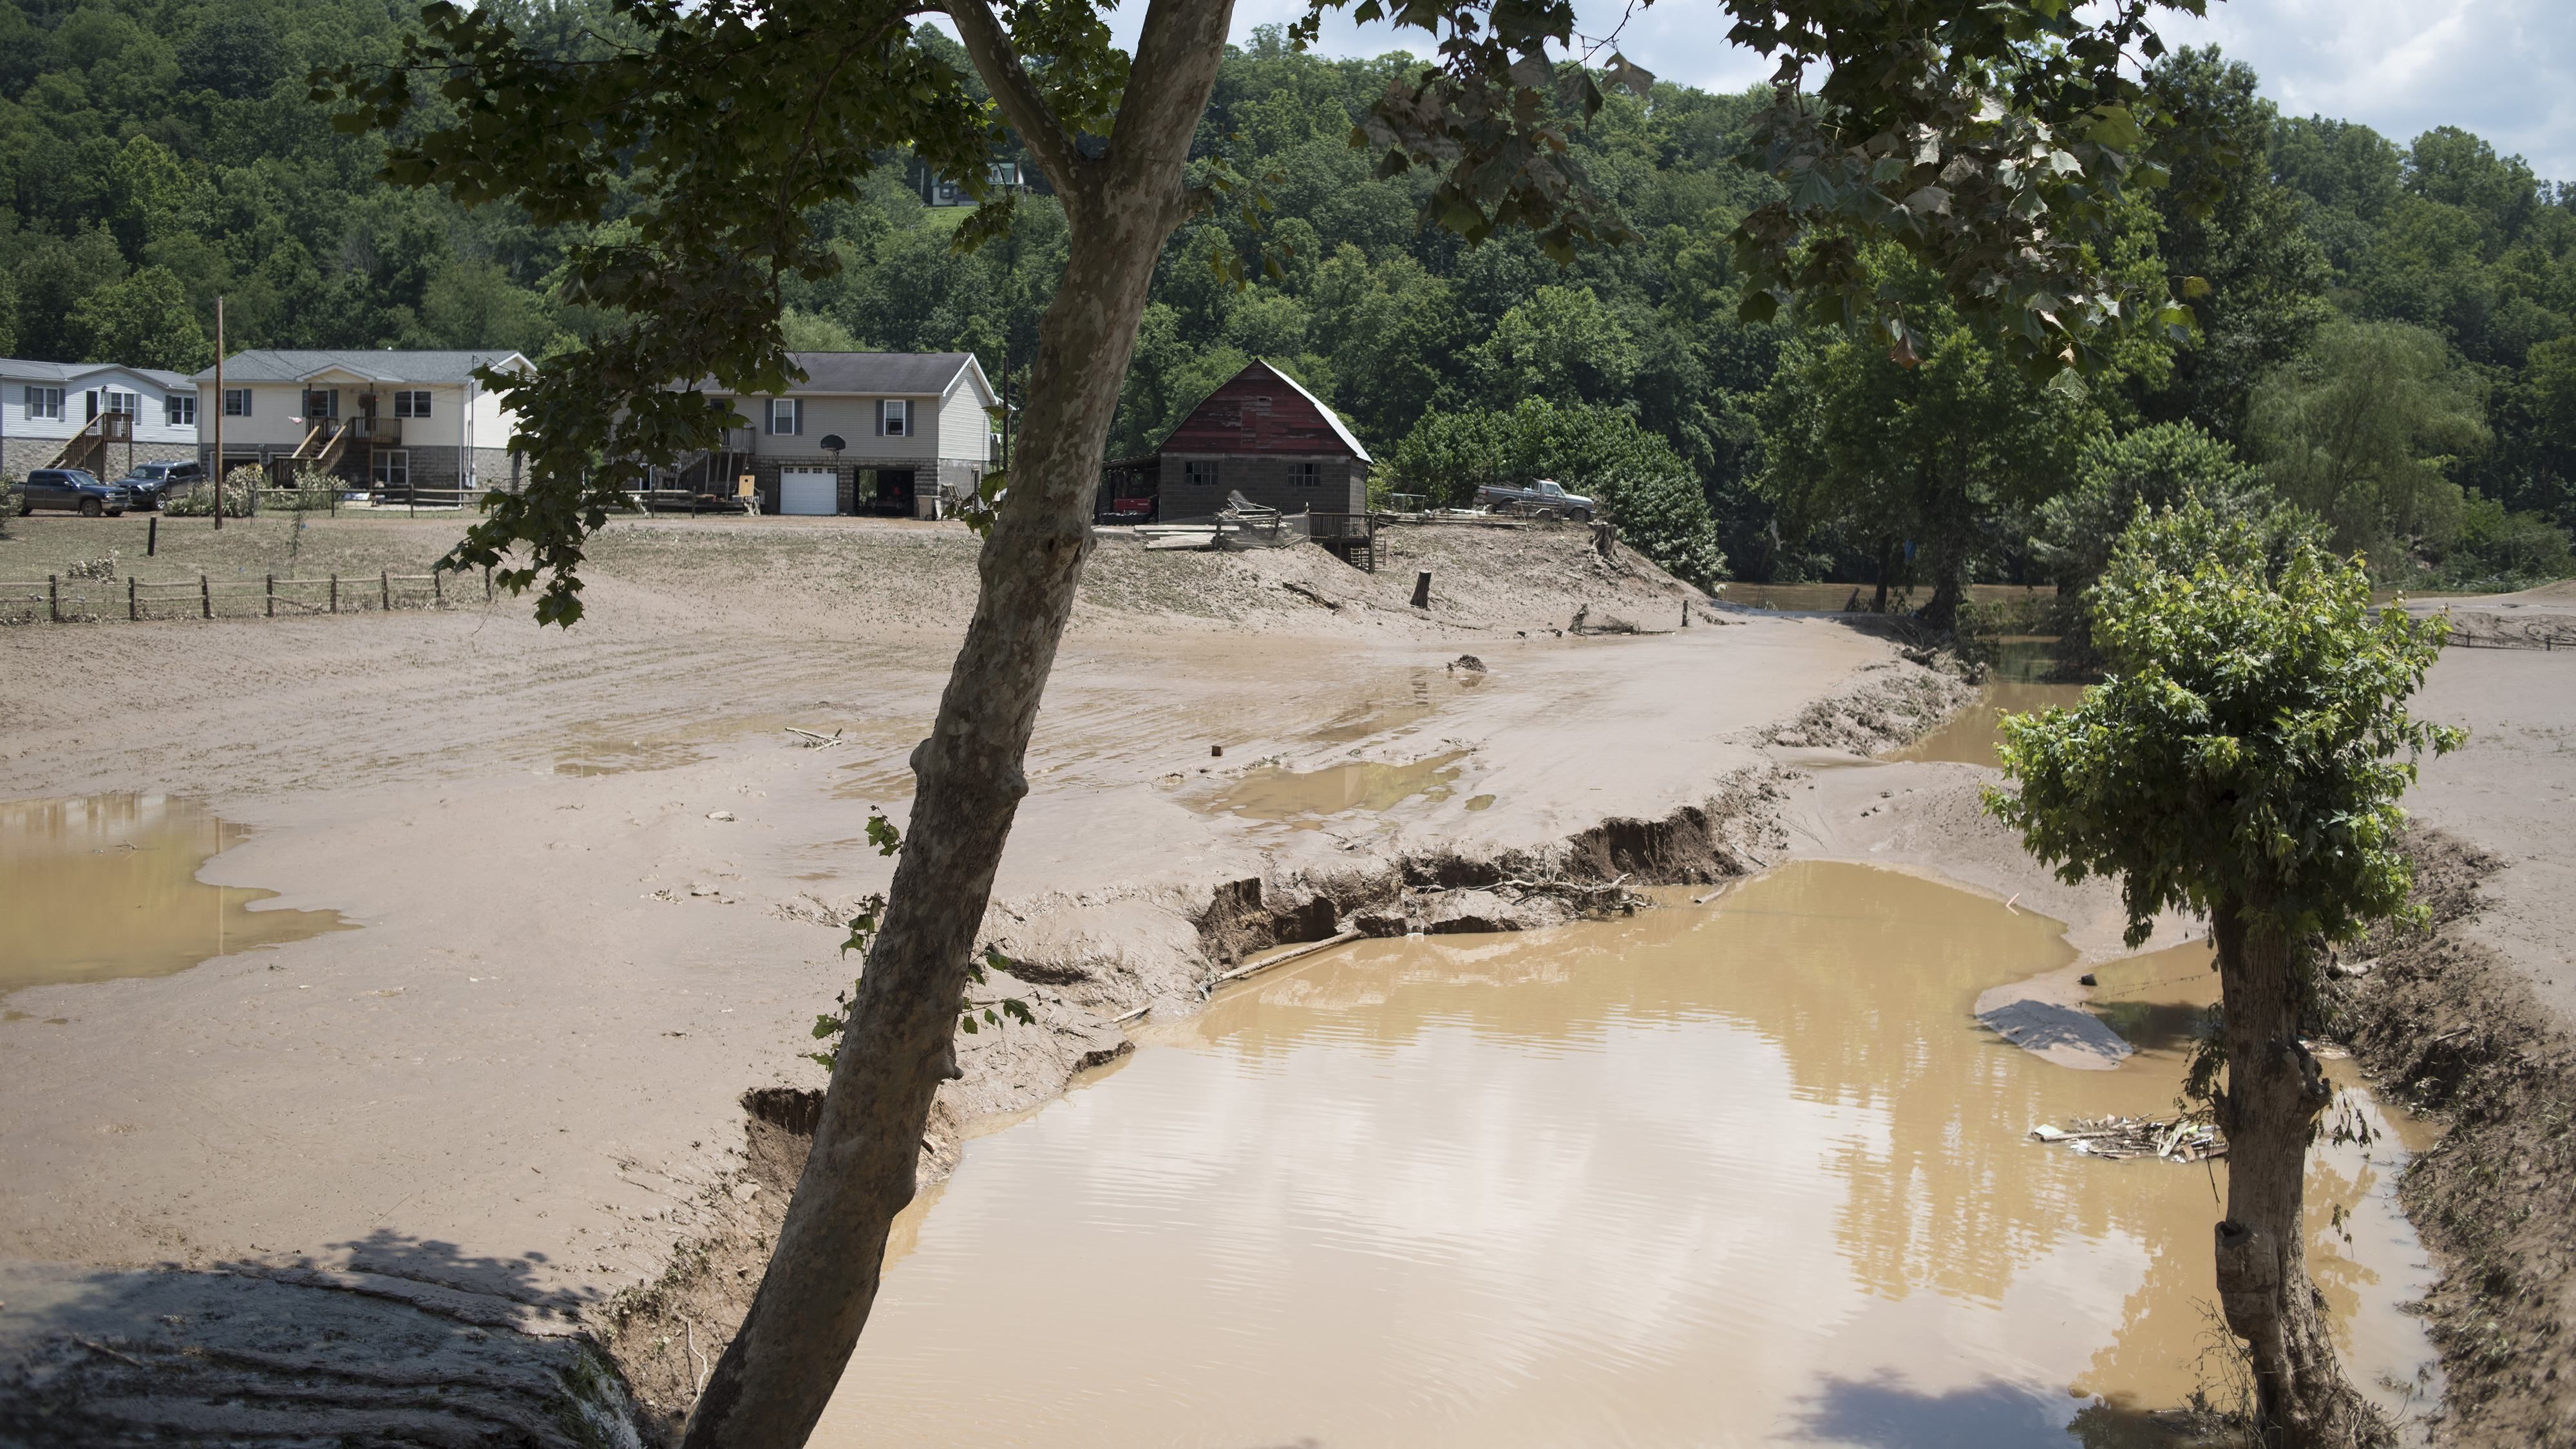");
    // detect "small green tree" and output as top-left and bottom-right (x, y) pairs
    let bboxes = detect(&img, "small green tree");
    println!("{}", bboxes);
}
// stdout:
(1985, 499), (2460, 1446)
